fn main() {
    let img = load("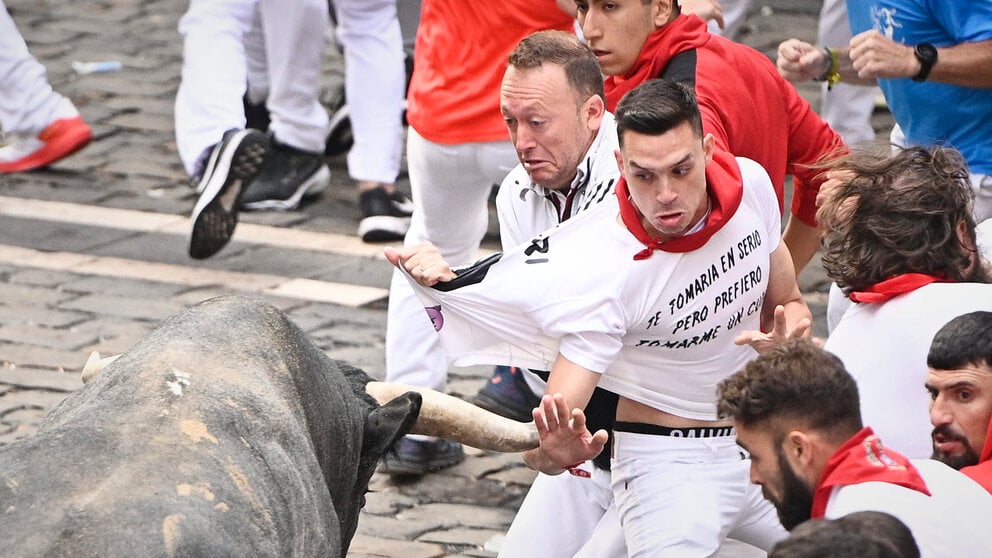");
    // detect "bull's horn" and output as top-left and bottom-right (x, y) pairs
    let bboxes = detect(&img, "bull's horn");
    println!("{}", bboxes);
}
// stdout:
(81, 352), (121, 384)
(366, 381), (539, 453)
